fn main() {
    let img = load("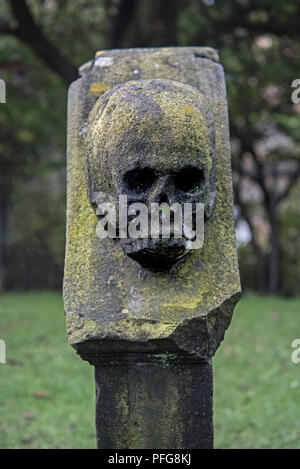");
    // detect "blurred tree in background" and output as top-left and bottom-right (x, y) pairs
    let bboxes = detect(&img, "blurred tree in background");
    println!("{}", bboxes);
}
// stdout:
(0, 0), (299, 294)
